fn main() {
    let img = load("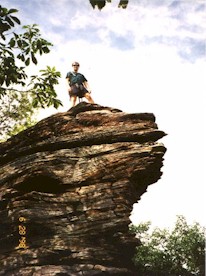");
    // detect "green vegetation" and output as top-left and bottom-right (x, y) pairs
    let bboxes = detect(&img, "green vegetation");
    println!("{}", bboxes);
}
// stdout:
(131, 215), (205, 276)
(89, 0), (129, 10)
(0, 5), (62, 140)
